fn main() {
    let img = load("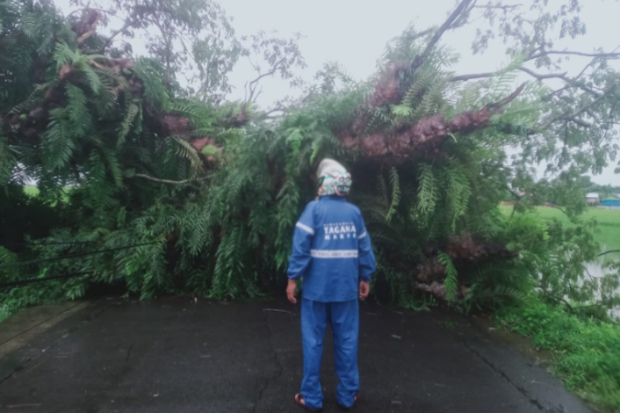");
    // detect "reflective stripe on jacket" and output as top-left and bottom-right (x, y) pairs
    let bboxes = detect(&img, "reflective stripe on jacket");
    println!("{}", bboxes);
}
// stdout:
(287, 196), (377, 302)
